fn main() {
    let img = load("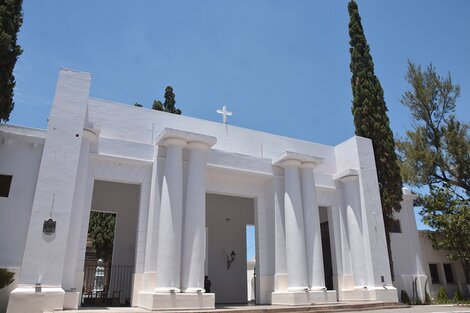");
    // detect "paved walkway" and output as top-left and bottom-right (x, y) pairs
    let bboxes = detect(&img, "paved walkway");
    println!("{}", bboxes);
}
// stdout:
(63, 304), (470, 313)
(341, 305), (470, 313)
